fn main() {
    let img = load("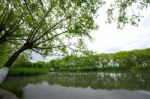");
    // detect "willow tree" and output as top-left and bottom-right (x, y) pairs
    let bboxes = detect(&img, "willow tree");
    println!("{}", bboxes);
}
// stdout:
(0, 0), (103, 83)
(0, 0), (34, 64)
